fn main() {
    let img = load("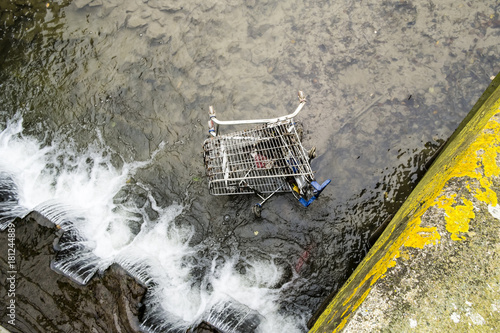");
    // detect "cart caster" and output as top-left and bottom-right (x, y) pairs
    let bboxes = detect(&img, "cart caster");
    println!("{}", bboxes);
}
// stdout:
(308, 146), (317, 160)
(253, 204), (262, 218)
